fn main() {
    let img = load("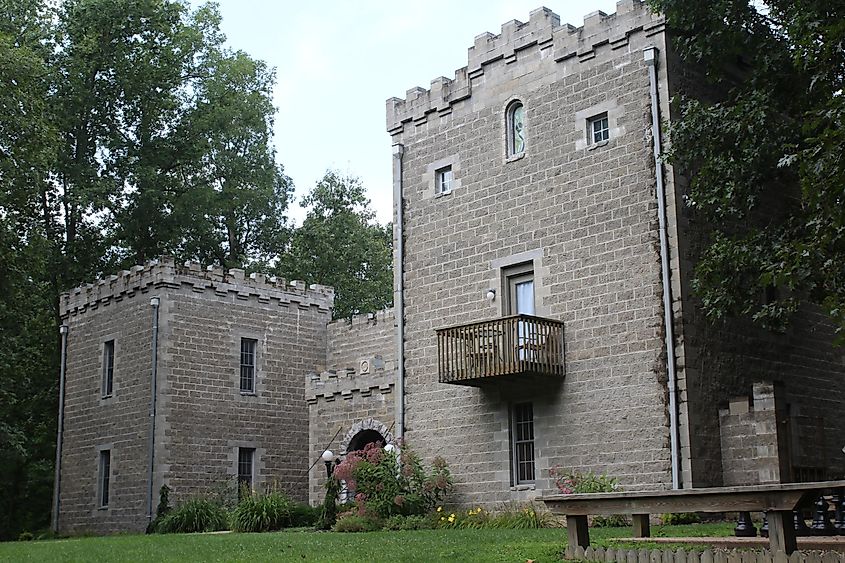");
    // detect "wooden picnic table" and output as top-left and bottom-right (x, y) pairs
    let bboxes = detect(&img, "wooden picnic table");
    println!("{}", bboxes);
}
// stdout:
(540, 480), (845, 555)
